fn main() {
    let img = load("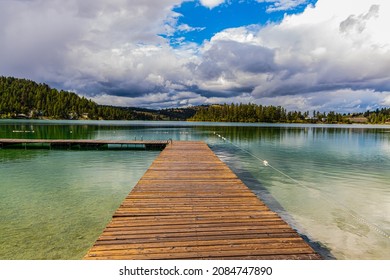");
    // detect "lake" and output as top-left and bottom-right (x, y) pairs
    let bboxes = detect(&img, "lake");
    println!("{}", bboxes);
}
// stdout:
(0, 120), (389, 259)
